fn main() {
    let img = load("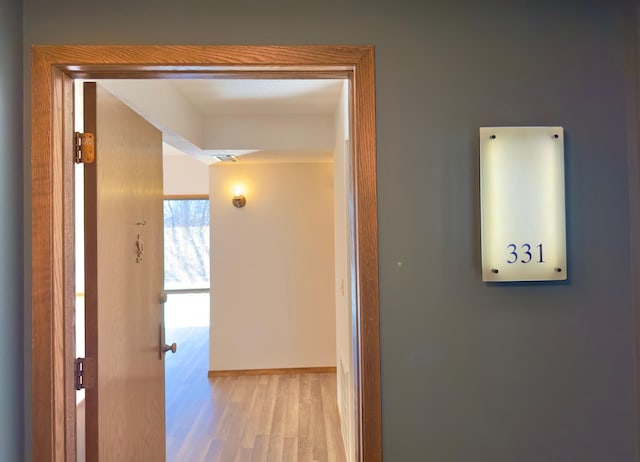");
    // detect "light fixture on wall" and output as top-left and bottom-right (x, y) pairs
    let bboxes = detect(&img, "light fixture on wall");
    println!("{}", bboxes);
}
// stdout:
(232, 185), (246, 208)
